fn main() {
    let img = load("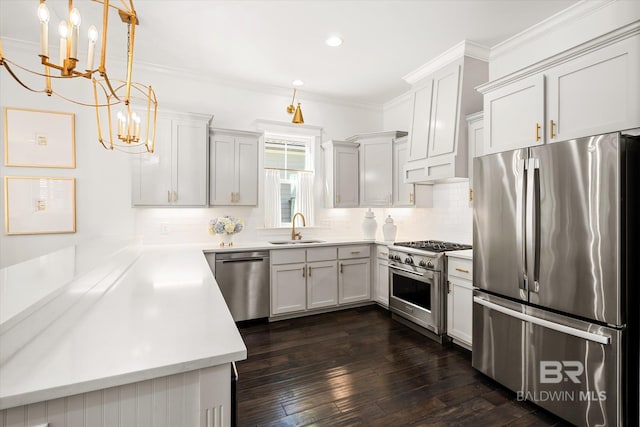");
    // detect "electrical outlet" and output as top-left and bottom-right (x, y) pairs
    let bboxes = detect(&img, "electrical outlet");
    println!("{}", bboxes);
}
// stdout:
(160, 223), (169, 235)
